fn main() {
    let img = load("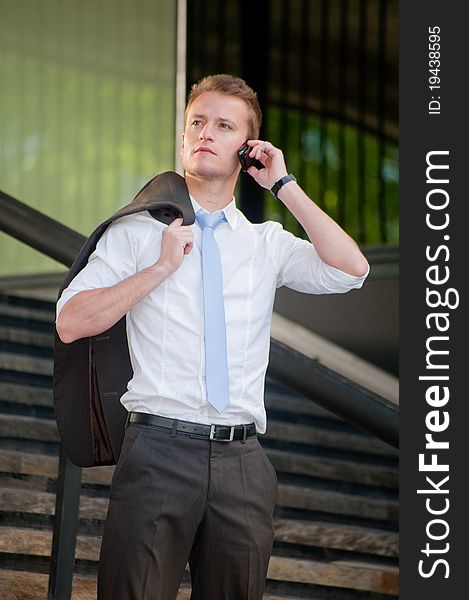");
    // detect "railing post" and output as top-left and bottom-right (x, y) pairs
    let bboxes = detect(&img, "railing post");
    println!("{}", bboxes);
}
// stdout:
(48, 445), (82, 600)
